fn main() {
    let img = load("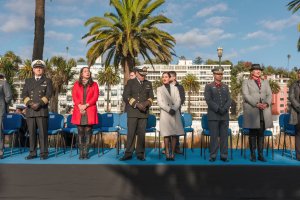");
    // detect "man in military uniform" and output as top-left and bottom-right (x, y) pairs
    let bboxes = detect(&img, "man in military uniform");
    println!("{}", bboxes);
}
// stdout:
(0, 73), (12, 159)
(204, 66), (231, 162)
(22, 60), (53, 160)
(120, 66), (154, 161)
